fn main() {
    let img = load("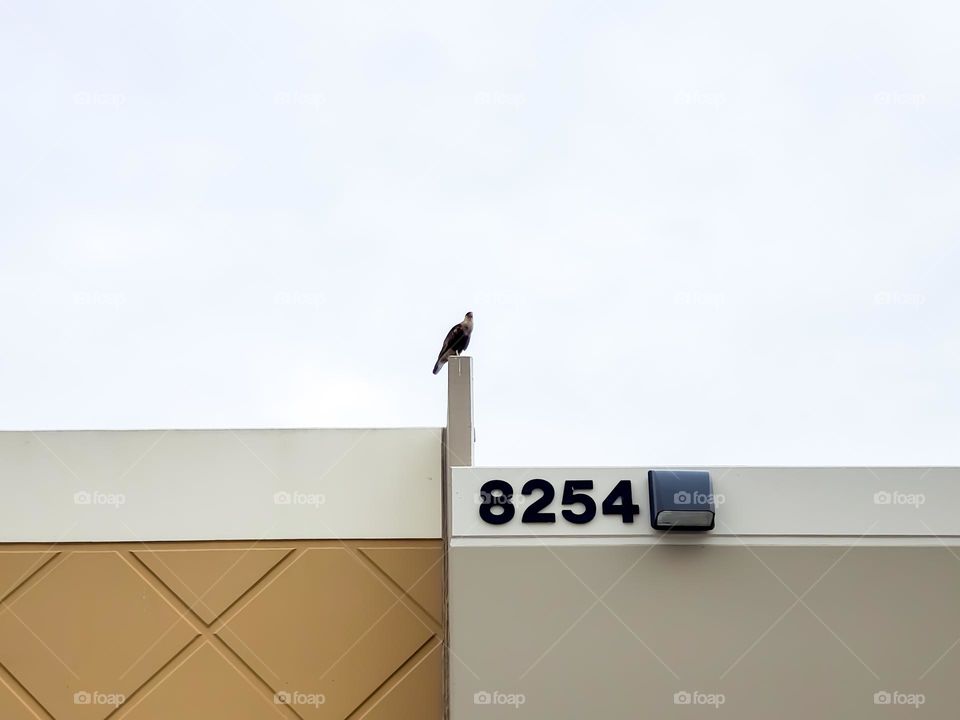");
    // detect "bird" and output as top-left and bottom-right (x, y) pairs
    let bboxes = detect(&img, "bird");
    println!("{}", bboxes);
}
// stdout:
(433, 312), (473, 374)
